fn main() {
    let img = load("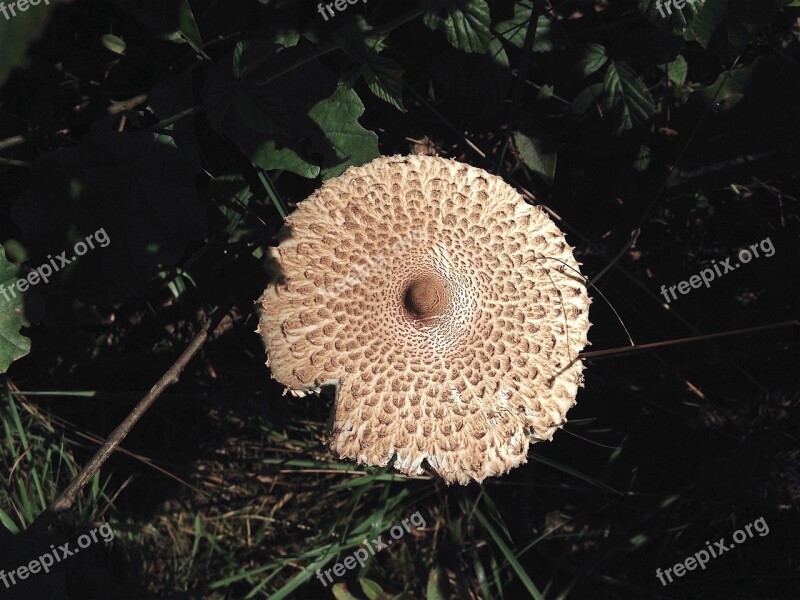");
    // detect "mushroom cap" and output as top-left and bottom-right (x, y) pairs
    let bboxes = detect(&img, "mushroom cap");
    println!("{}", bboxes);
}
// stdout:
(258, 155), (591, 484)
